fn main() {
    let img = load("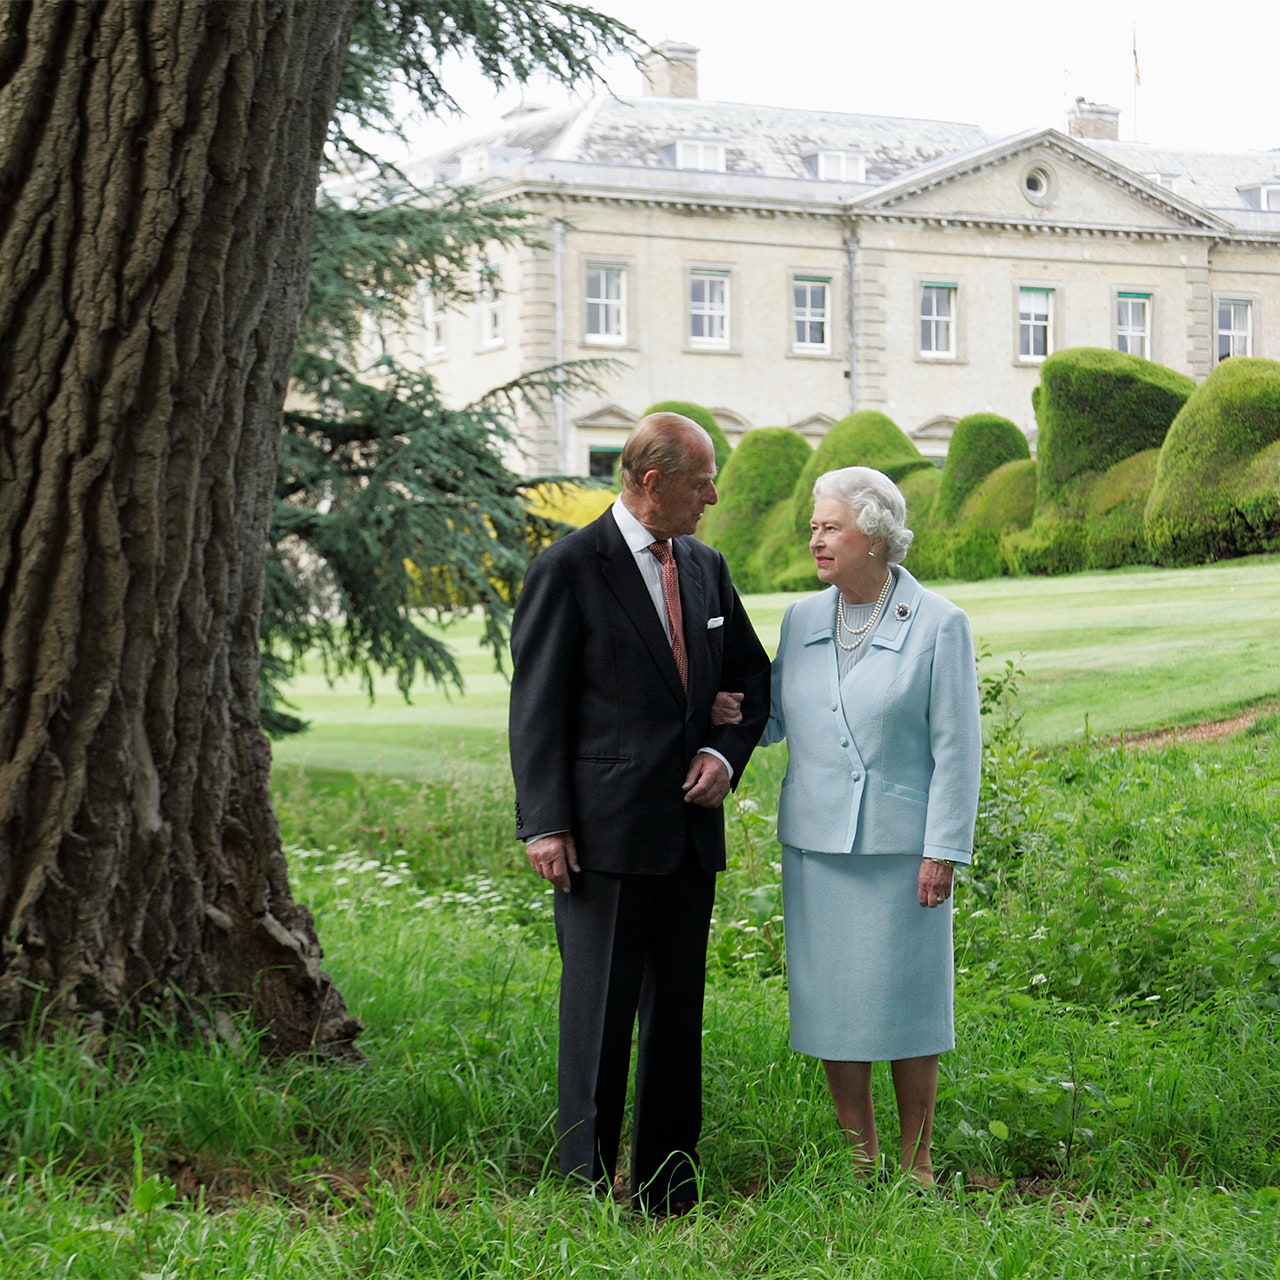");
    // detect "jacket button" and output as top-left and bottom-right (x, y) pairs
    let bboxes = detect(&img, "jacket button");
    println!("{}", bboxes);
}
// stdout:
(851, 772), (861, 782)
(840, 738), (849, 747)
